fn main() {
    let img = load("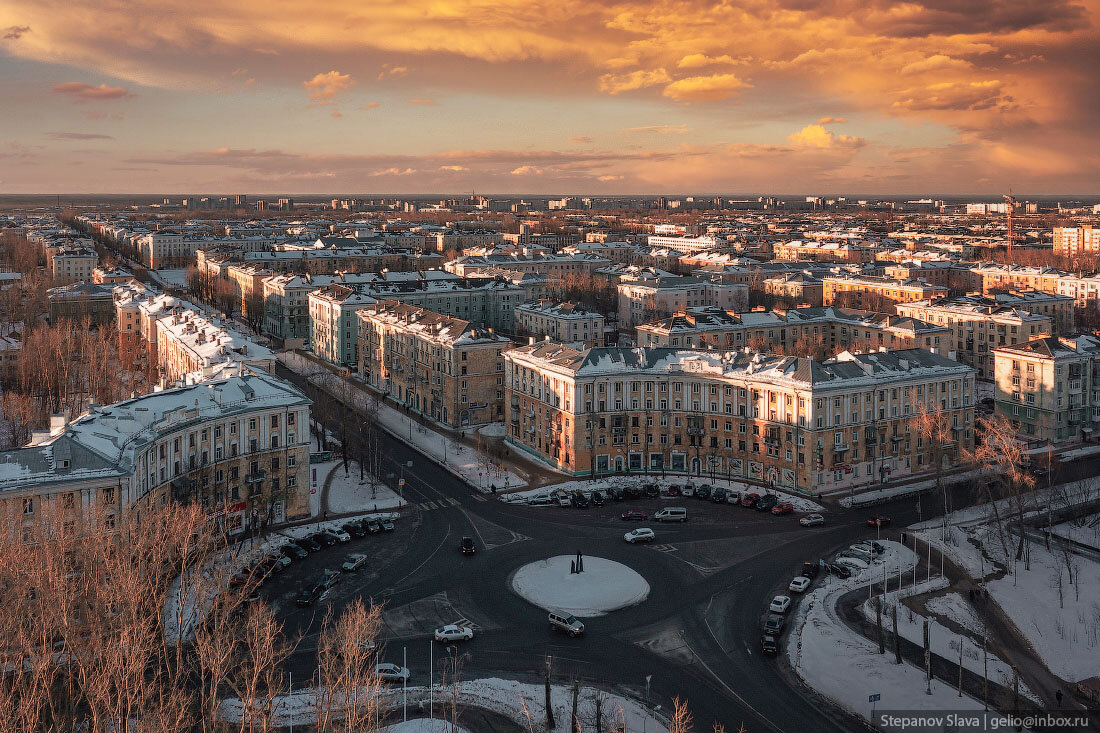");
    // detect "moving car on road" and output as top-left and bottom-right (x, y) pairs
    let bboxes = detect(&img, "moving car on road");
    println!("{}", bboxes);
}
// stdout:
(375, 663), (411, 682)
(867, 514), (891, 528)
(433, 625), (474, 642)
(769, 595), (792, 613)
(620, 509), (649, 521)
(460, 536), (477, 555)
(789, 576), (811, 593)
(295, 585), (323, 607)
(799, 513), (825, 527)
(548, 611), (585, 637)
(761, 634), (778, 656)
(624, 528), (656, 544)
(341, 553), (368, 572)
(654, 507), (688, 522)
(763, 614), (786, 635)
